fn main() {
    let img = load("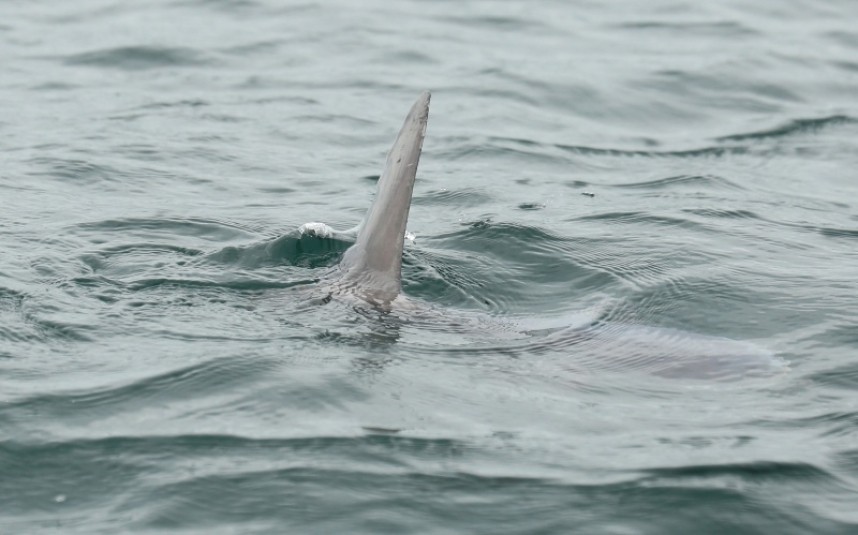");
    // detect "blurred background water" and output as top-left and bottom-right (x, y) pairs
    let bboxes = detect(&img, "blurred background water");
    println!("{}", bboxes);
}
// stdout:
(2, 0), (858, 533)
